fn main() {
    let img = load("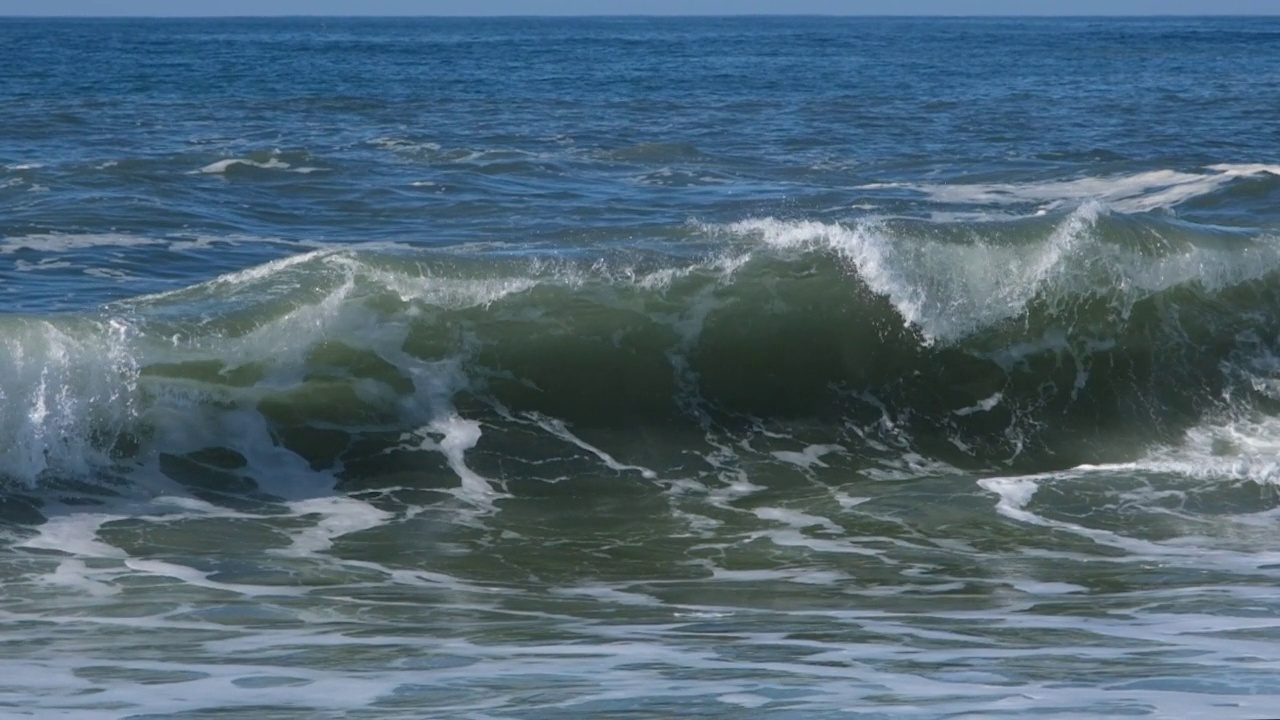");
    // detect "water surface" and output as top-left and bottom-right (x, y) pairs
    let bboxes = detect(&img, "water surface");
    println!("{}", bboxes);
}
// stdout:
(2, 16), (1280, 718)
